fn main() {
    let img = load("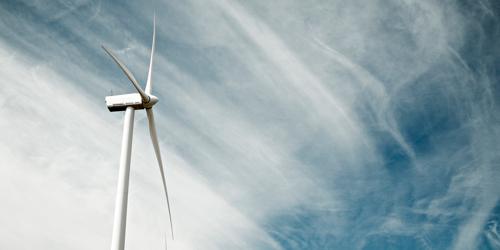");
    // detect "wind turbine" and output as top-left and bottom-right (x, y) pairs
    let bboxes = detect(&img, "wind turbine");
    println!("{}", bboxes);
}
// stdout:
(102, 16), (174, 250)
